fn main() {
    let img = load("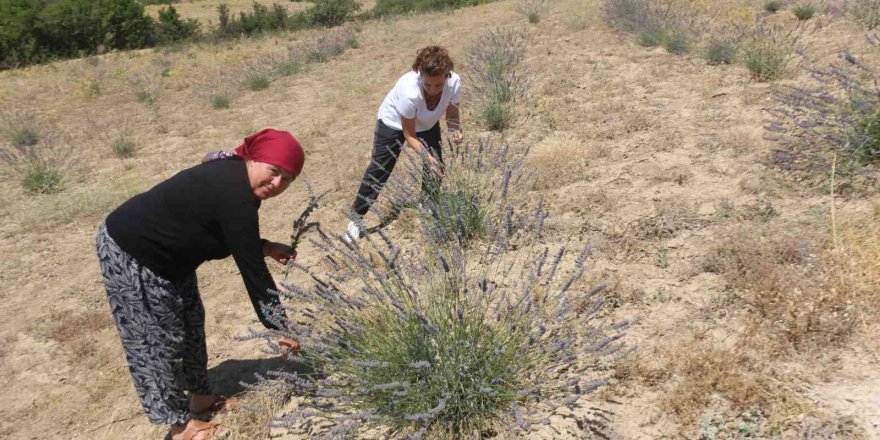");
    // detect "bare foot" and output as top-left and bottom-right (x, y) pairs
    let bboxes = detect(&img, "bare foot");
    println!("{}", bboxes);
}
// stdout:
(168, 419), (228, 440)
